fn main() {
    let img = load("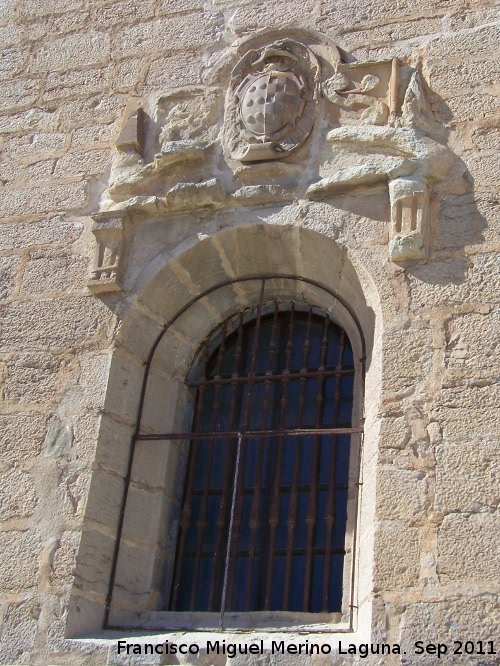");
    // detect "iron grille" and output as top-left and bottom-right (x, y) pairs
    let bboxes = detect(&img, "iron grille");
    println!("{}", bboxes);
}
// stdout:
(169, 299), (356, 616)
